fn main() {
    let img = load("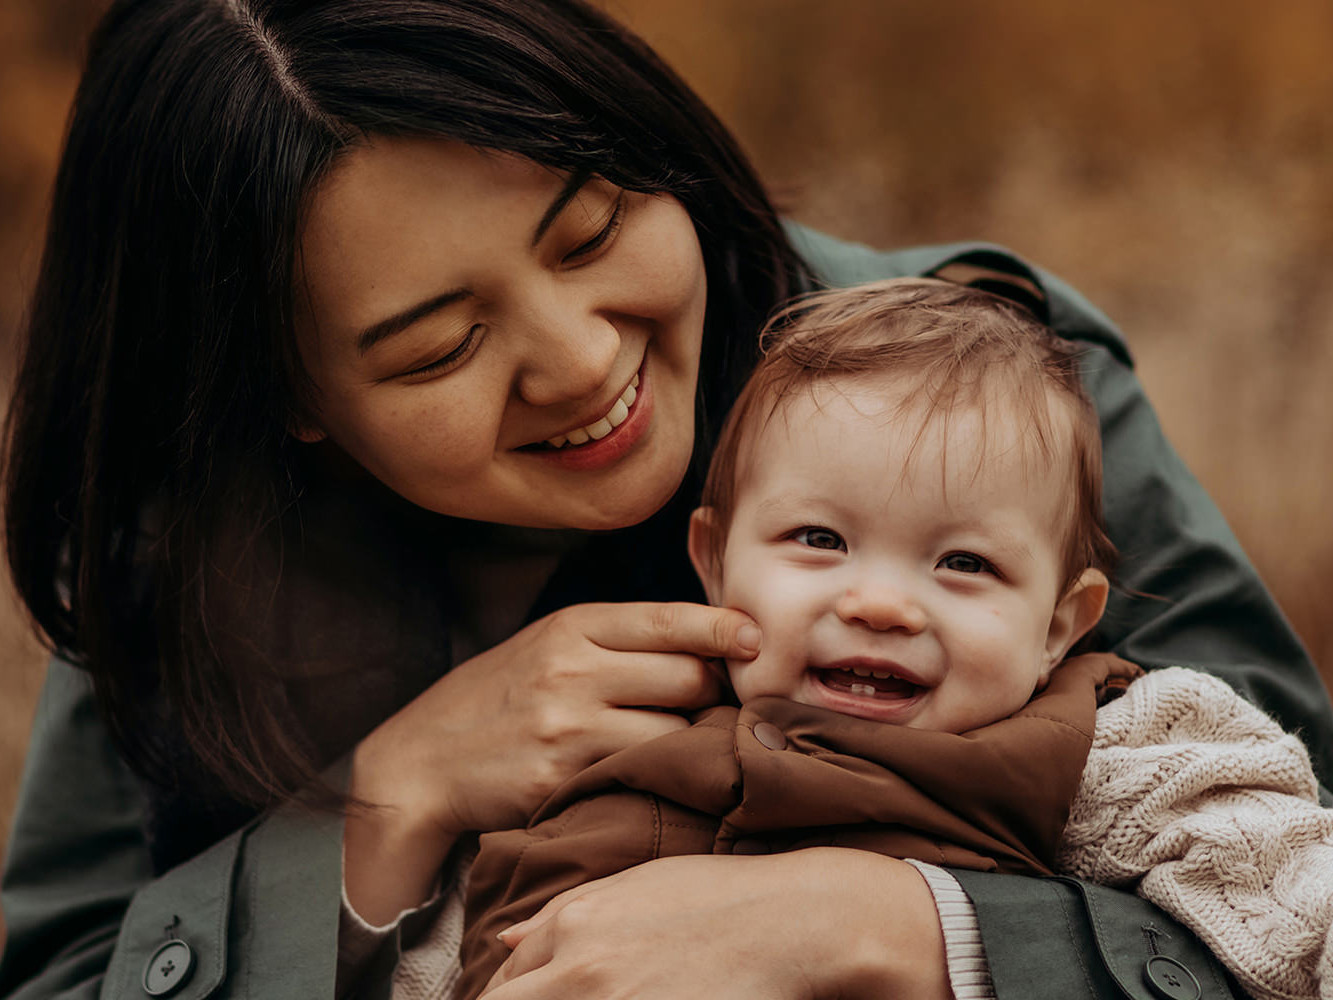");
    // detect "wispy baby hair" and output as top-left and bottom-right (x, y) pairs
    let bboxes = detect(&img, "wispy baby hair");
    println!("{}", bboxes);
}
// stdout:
(701, 276), (1116, 592)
